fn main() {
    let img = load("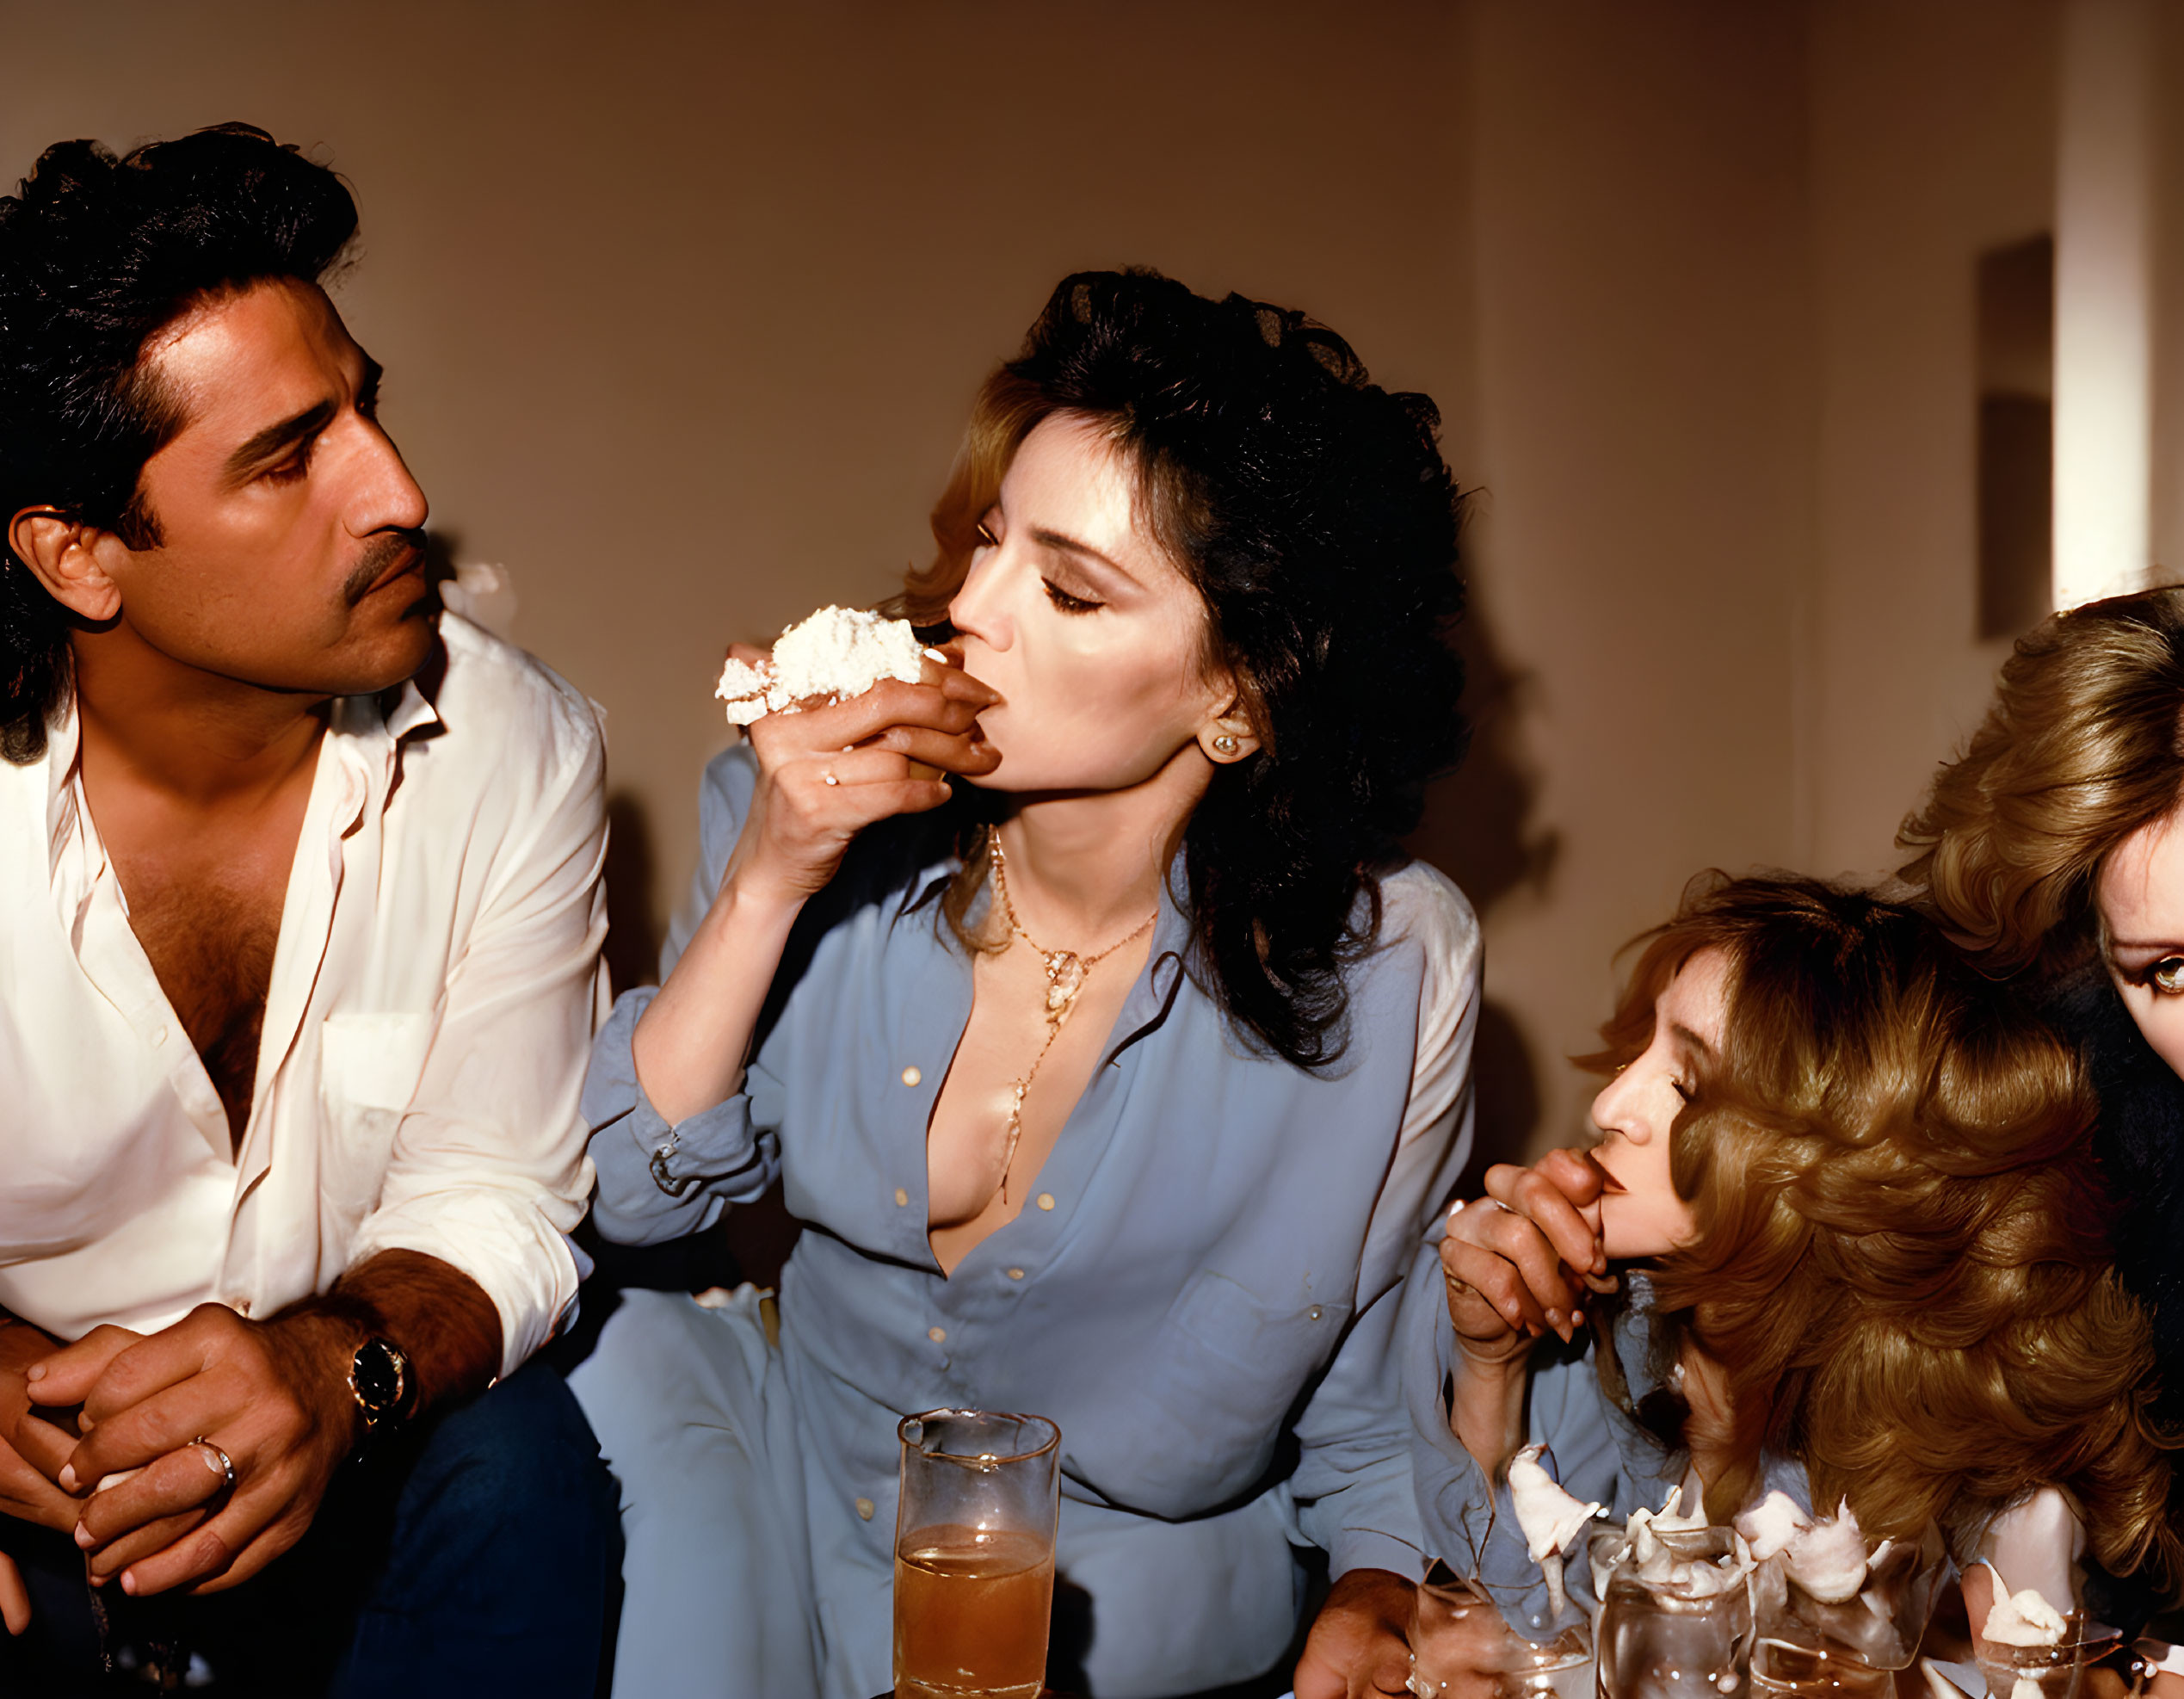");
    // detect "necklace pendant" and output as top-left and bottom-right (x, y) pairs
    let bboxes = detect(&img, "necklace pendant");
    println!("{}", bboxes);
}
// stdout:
(1043, 950), (1085, 1027)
